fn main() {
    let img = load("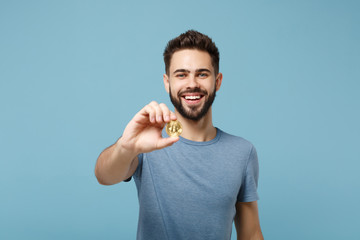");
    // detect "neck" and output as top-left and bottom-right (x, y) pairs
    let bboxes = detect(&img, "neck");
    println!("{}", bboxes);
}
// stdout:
(175, 108), (217, 142)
